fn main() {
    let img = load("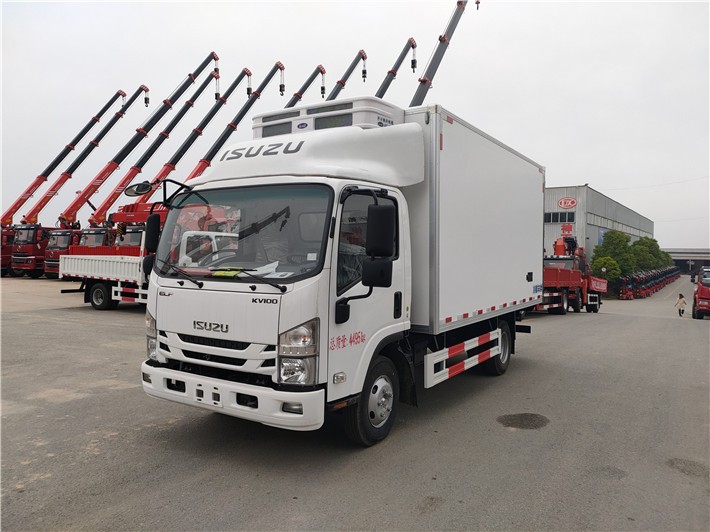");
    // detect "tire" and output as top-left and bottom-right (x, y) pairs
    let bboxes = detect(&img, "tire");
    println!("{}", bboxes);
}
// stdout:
(8, 266), (24, 277)
(45, 273), (59, 280)
(27, 269), (44, 279)
(550, 290), (568, 315)
(1, 268), (6, 277)
(483, 321), (511, 376)
(89, 283), (113, 310)
(692, 304), (702, 320)
(571, 289), (581, 313)
(344, 356), (399, 446)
